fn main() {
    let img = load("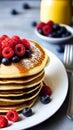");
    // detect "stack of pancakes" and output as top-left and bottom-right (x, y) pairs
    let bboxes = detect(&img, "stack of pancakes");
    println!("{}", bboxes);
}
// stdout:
(0, 40), (49, 113)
